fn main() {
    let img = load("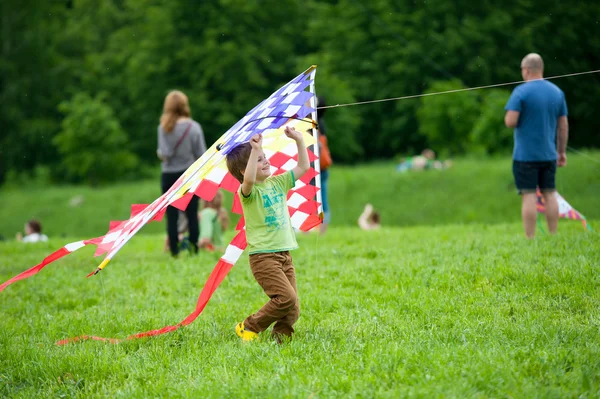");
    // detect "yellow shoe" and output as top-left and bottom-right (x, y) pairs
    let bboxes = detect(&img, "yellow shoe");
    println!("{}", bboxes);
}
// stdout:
(235, 322), (259, 342)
